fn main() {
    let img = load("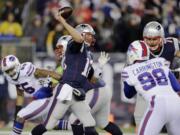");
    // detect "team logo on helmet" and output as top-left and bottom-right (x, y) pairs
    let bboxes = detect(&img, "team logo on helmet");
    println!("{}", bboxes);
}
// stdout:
(9, 56), (15, 61)
(128, 44), (138, 54)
